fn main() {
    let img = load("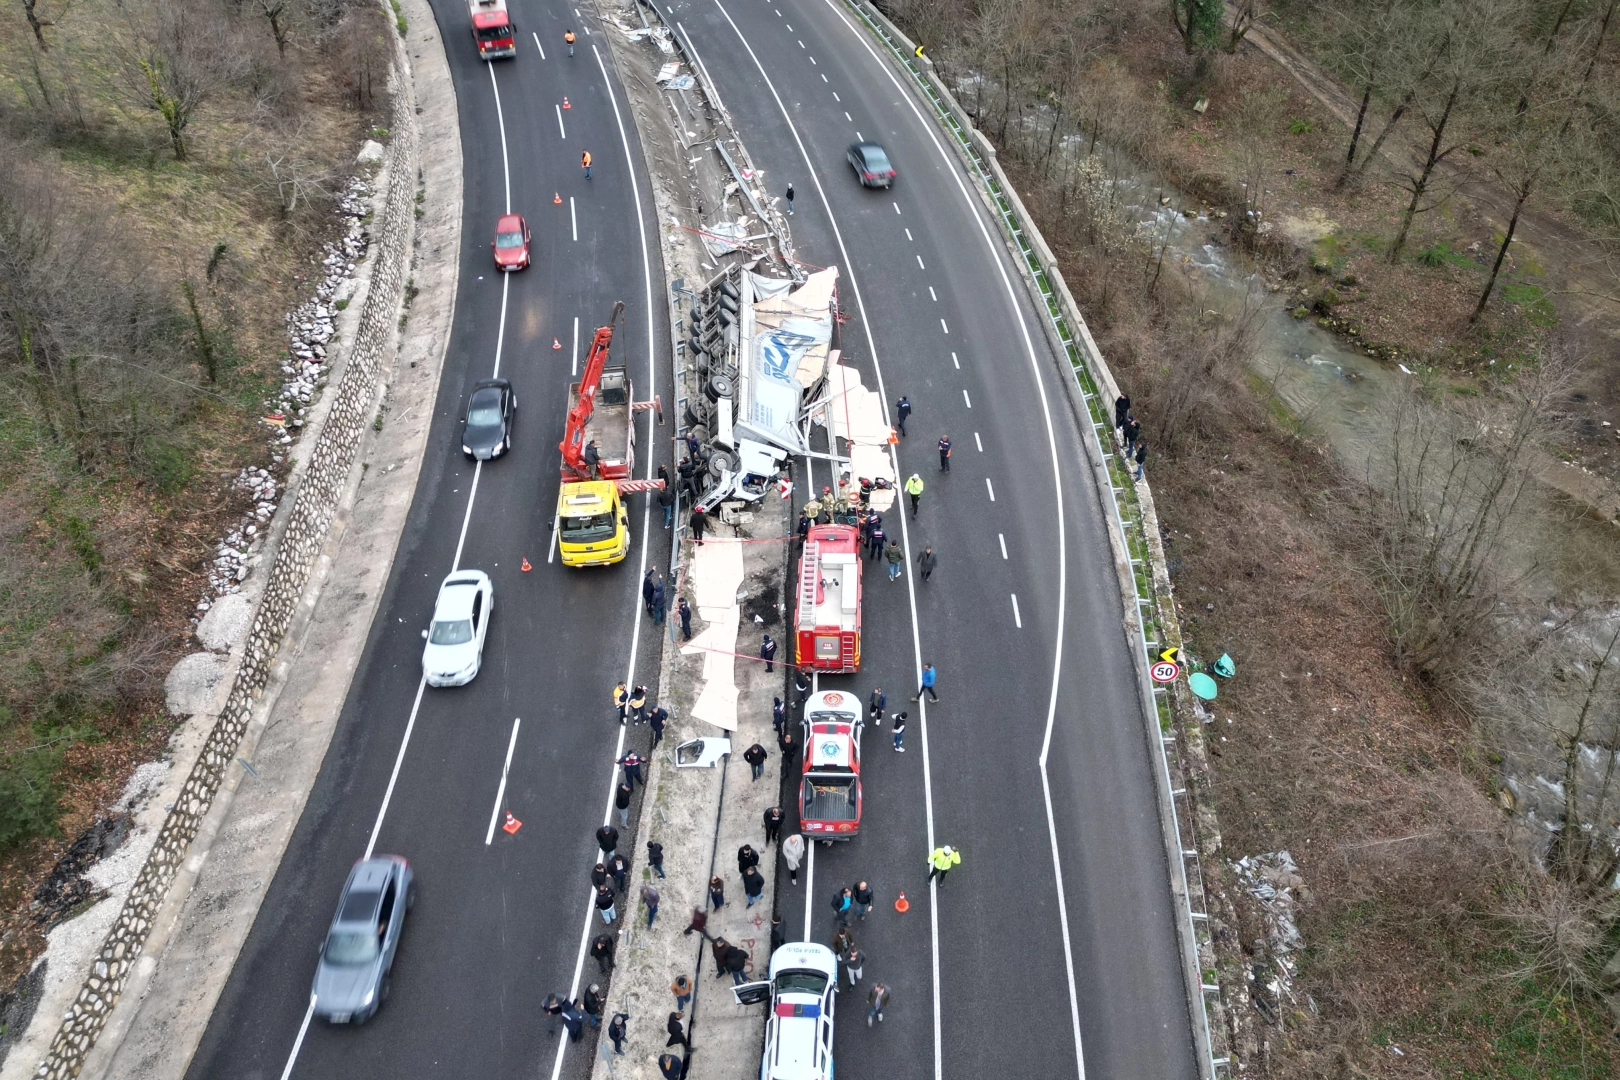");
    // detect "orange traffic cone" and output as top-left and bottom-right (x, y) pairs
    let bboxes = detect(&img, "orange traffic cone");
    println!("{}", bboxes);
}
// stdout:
(887, 428), (899, 445)
(562, 96), (571, 110)
(894, 890), (909, 913)
(555, 192), (563, 205)
(553, 338), (562, 350)
(521, 557), (532, 572)
(502, 812), (522, 835)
